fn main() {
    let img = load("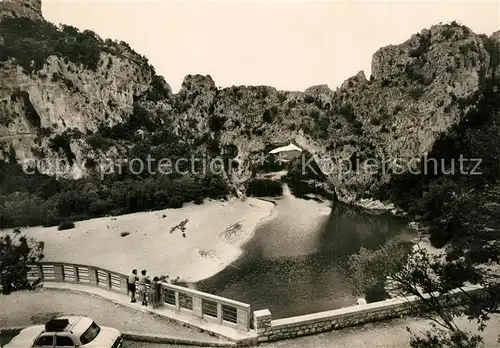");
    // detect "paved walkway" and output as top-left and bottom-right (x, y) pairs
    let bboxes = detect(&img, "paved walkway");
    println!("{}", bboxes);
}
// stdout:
(37, 282), (254, 343)
(2, 287), (499, 348)
(0, 288), (227, 344)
